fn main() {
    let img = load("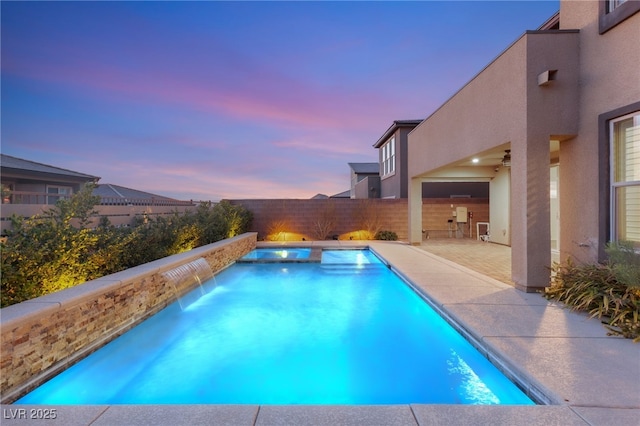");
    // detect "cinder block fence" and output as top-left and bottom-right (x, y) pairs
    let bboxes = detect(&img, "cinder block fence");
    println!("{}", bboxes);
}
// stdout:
(230, 198), (489, 242)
